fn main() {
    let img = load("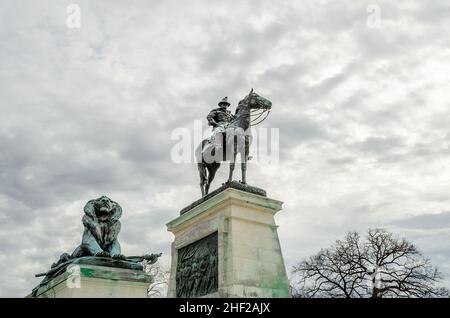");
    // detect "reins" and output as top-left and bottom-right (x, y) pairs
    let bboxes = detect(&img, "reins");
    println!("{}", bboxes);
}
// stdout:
(226, 96), (271, 128)
(250, 109), (270, 126)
